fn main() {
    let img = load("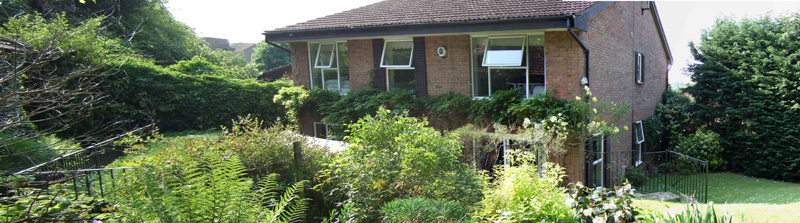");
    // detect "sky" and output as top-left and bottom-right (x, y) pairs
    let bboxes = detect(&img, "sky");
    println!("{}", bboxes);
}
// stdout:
(166, 1), (800, 88)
